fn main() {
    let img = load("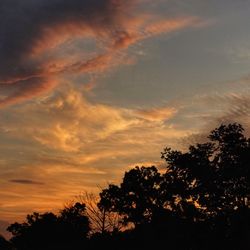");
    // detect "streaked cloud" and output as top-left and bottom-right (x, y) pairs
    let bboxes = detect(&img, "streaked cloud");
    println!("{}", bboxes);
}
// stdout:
(135, 106), (177, 122)
(3, 73), (250, 219)
(8, 179), (45, 185)
(2, 78), (250, 231)
(0, 0), (207, 106)
(2, 75), (250, 225)
(0, 85), (189, 222)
